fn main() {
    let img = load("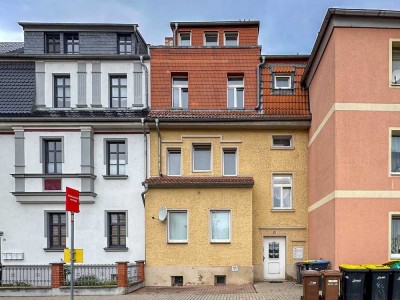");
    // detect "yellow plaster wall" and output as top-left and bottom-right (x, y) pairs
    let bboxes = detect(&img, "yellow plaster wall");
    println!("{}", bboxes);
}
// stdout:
(148, 128), (308, 278)
(145, 187), (253, 266)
